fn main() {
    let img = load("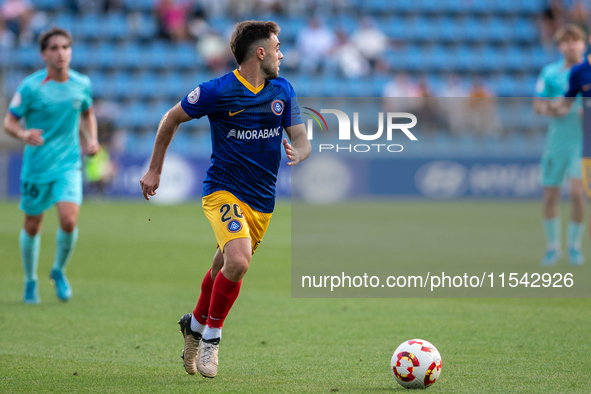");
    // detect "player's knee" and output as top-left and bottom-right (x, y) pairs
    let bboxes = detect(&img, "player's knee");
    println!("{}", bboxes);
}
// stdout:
(543, 190), (560, 206)
(224, 256), (250, 280)
(24, 216), (42, 235)
(60, 218), (77, 233)
(570, 184), (585, 201)
(24, 222), (42, 236)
